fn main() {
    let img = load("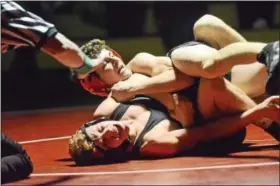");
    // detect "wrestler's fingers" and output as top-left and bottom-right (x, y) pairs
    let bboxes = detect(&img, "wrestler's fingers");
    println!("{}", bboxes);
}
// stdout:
(270, 95), (280, 104)
(104, 56), (119, 64)
(172, 93), (179, 106)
